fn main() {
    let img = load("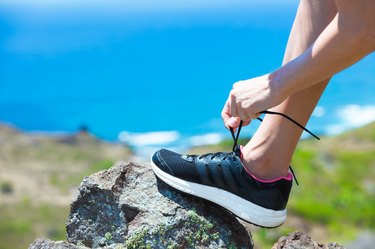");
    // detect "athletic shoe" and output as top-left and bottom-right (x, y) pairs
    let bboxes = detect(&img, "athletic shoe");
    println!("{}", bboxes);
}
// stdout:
(151, 112), (318, 227)
(151, 144), (292, 228)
